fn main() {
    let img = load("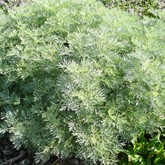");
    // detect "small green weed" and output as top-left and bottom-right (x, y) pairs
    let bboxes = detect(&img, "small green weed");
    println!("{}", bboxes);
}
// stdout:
(119, 132), (165, 165)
